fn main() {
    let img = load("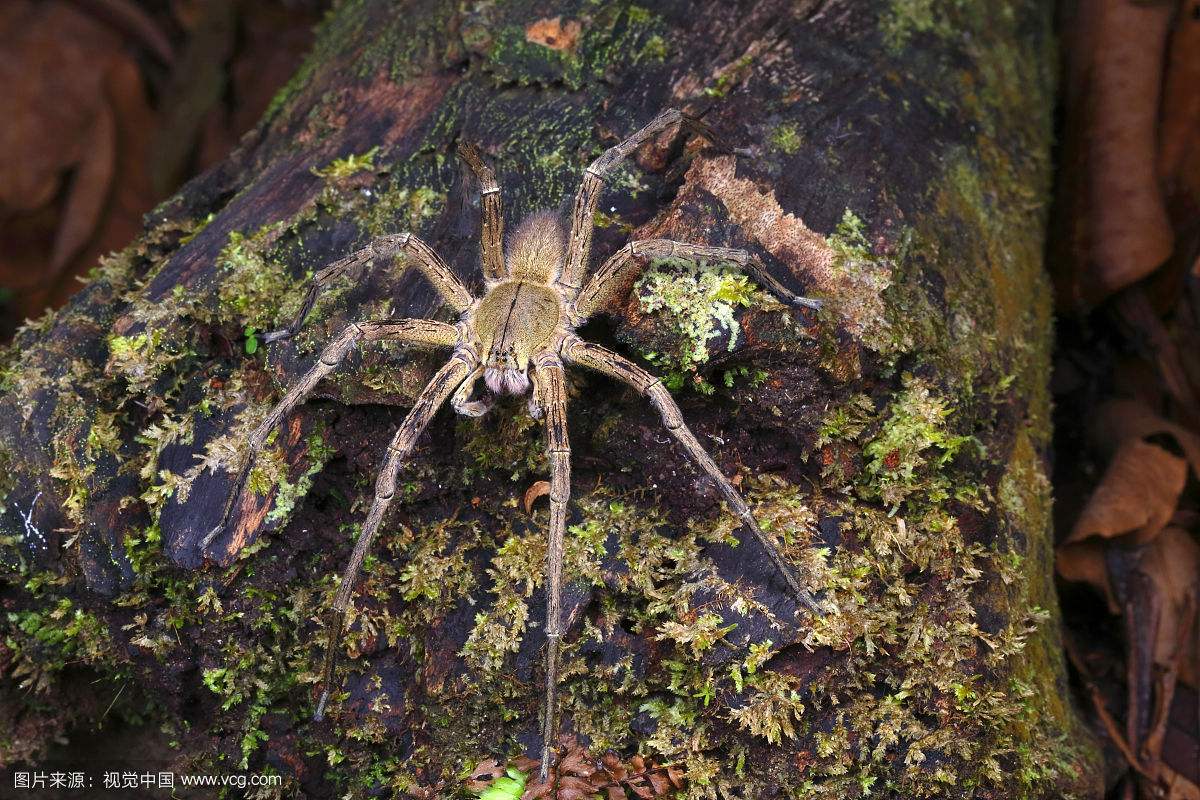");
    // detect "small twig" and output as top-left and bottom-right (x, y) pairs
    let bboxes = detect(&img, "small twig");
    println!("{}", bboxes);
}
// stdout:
(1062, 633), (1153, 778)
(102, 681), (128, 720)
(1141, 590), (1197, 767)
